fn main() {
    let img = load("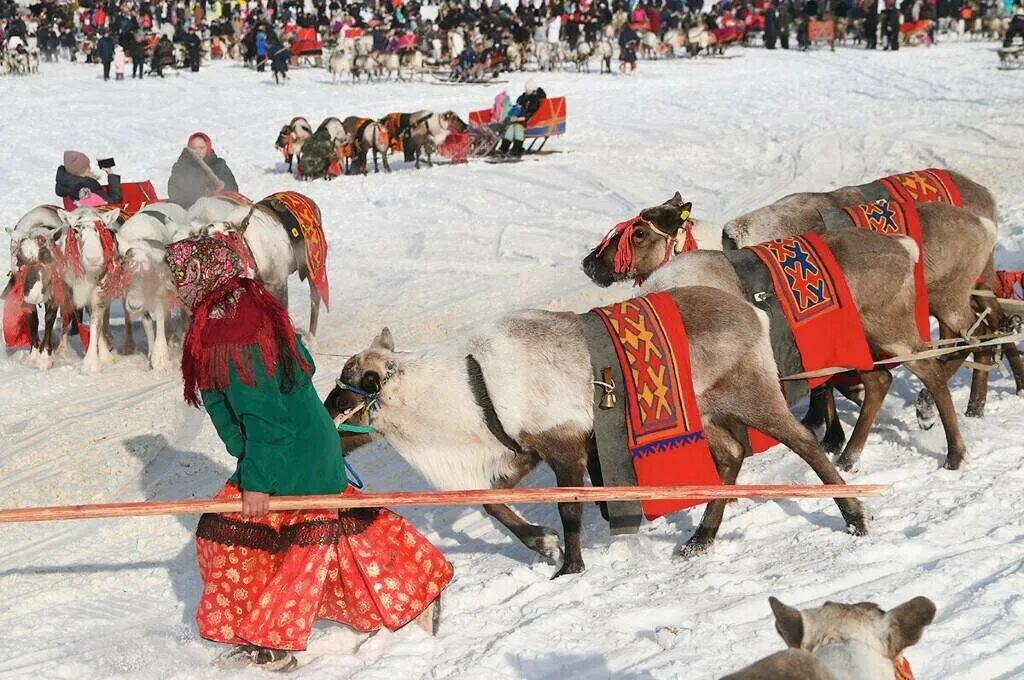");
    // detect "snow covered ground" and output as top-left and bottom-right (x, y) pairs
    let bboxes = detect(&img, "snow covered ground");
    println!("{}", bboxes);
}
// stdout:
(2, 43), (1024, 679)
